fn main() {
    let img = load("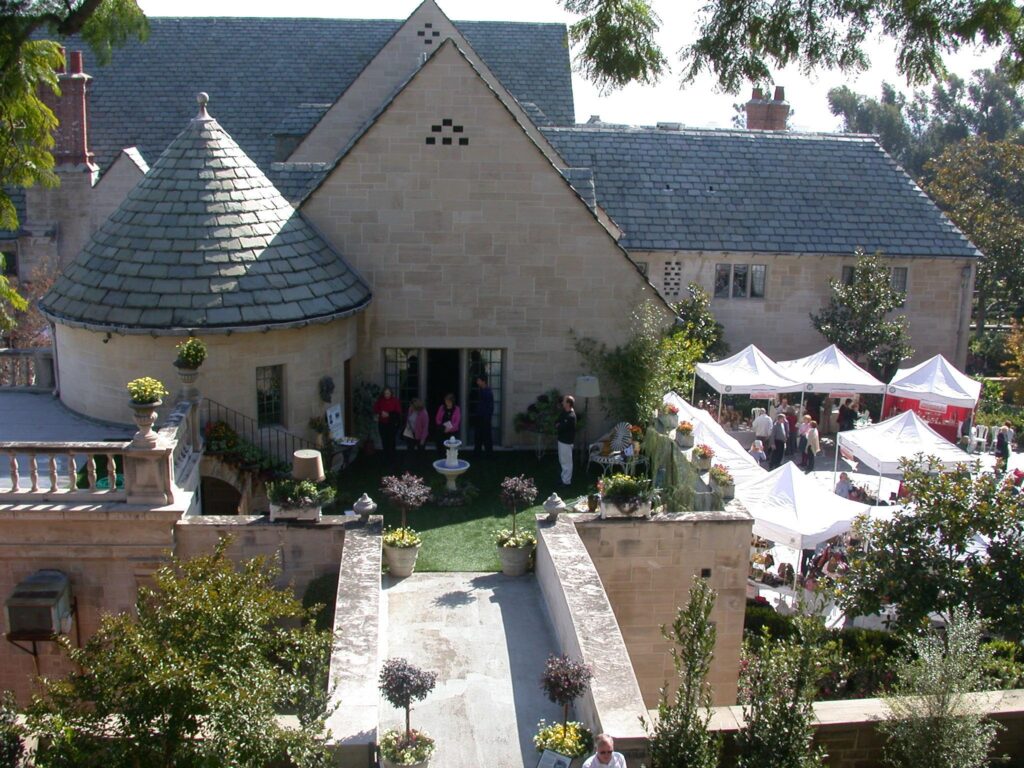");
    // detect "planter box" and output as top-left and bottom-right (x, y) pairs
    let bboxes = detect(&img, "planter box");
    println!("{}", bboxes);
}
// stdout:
(599, 499), (651, 519)
(675, 432), (694, 449)
(692, 455), (713, 472)
(497, 545), (532, 576)
(660, 413), (679, 431)
(712, 480), (735, 500)
(269, 503), (321, 522)
(383, 544), (421, 578)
